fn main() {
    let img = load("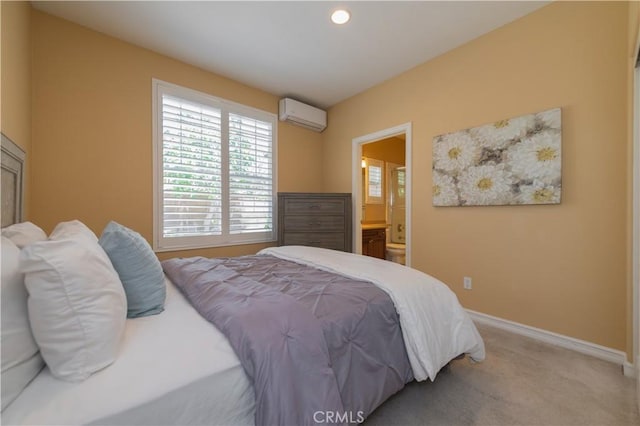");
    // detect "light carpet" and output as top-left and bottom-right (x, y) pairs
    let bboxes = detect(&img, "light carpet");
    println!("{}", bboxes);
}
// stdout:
(365, 323), (639, 426)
